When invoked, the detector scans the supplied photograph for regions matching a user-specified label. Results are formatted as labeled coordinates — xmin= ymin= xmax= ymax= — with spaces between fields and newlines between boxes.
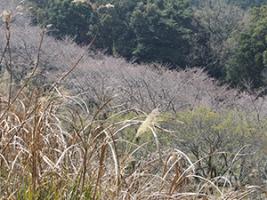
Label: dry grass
xmin=0 ymin=86 xmax=265 ymax=199
xmin=0 ymin=63 xmax=264 ymax=199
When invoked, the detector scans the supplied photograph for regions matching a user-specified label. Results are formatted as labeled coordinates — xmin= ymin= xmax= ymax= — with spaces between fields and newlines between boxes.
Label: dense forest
xmin=1 ymin=0 xmax=267 ymax=199
xmin=26 ymin=0 xmax=267 ymax=89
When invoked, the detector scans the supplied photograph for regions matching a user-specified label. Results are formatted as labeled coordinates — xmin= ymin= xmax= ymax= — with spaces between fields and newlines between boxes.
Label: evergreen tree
xmin=226 ymin=6 xmax=267 ymax=88
xmin=28 ymin=0 xmax=96 ymax=44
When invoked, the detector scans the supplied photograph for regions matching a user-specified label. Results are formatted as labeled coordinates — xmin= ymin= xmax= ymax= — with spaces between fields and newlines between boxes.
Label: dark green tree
xmin=92 ymin=0 xmax=139 ymax=58
xmin=93 ymin=0 xmax=207 ymax=67
xmin=193 ymin=0 xmax=246 ymax=78
xmin=226 ymin=6 xmax=267 ymax=88
xmin=28 ymin=0 xmax=96 ymax=44
xmin=129 ymin=0 xmax=194 ymax=67
xmin=26 ymin=0 xmax=210 ymax=69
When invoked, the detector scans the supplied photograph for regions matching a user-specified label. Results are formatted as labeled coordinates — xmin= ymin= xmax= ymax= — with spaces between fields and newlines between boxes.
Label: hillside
xmin=1 ymin=0 xmax=267 ymax=199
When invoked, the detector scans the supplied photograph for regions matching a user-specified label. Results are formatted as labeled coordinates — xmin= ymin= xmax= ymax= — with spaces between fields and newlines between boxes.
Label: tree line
xmin=26 ymin=0 xmax=267 ymax=89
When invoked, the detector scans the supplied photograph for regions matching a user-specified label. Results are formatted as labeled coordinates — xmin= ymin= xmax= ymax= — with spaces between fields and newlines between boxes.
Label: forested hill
xmin=24 ymin=0 xmax=267 ymax=89
xmin=2 ymin=1 xmax=267 ymax=199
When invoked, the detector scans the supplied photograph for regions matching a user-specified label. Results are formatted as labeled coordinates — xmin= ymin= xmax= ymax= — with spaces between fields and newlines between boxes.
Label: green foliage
xmin=92 ymin=0 xmax=138 ymax=57
xmin=176 ymin=107 xmax=258 ymax=142
xmin=193 ymin=0 xmax=245 ymax=79
xmin=174 ymin=107 xmax=265 ymax=181
xmin=27 ymin=0 xmax=209 ymax=68
xmin=26 ymin=0 xmax=267 ymax=88
xmin=129 ymin=0 xmax=192 ymax=66
xmin=29 ymin=0 xmax=96 ymax=44
xmin=94 ymin=0 xmax=208 ymax=67
xmin=226 ymin=6 xmax=267 ymax=88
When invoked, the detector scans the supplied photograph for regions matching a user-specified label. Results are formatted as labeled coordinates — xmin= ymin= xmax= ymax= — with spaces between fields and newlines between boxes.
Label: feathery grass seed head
xmin=1 ymin=10 xmax=12 ymax=23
